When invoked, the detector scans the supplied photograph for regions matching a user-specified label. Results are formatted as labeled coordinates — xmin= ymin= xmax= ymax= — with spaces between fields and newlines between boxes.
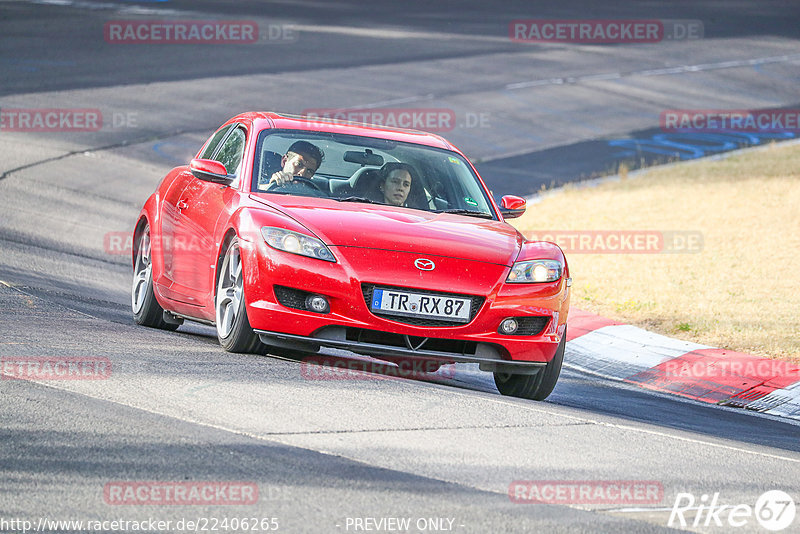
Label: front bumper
xmin=239 ymin=237 xmax=570 ymax=367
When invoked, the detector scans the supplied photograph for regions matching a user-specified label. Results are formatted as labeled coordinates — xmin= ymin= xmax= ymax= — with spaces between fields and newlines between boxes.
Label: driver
xmin=267 ymin=140 xmax=325 ymax=187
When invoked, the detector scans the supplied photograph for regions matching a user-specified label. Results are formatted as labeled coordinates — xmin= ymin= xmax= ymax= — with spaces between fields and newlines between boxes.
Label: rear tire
xmin=494 ymin=329 xmax=566 ymax=401
xmin=131 ymin=223 xmax=180 ymax=331
xmin=215 ymin=237 xmax=265 ymax=354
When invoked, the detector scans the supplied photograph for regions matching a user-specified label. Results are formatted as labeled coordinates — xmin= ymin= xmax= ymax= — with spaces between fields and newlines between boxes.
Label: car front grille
xmin=361 ymin=283 xmax=484 ymax=327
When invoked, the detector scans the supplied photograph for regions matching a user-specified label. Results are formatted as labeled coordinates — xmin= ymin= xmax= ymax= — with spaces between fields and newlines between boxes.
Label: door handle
xmin=176 ymin=199 xmax=189 ymax=211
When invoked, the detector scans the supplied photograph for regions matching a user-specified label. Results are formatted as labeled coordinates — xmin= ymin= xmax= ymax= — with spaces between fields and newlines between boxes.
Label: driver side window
xmin=199 ymin=125 xmax=233 ymax=160
xmin=215 ymin=127 xmax=246 ymax=175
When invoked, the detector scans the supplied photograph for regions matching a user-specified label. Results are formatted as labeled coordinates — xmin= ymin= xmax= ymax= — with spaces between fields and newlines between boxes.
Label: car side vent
xmin=274 ymin=285 xmax=308 ymax=310
xmin=515 ymin=316 xmax=551 ymax=336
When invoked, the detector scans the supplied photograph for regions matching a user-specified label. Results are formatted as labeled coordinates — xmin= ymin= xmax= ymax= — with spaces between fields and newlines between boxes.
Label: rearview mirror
xmin=344 ymin=150 xmax=384 ymax=167
xmin=499 ymin=195 xmax=526 ymax=219
xmin=190 ymin=158 xmax=233 ymax=184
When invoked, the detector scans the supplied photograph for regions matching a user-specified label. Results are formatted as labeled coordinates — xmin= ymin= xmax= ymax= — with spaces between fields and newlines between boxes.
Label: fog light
xmin=305 ymin=295 xmax=330 ymax=314
xmin=499 ymin=318 xmax=519 ymax=335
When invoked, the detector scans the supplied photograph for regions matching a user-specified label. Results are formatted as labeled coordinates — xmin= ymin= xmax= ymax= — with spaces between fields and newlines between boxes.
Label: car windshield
xmin=251 ymin=130 xmax=496 ymax=218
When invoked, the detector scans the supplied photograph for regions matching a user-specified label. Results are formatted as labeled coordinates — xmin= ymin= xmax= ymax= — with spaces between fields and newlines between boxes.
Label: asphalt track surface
xmin=1 ymin=1 xmax=799 ymax=532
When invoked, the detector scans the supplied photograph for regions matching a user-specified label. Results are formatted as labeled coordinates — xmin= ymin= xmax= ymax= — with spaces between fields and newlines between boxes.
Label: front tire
xmin=494 ymin=329 xmax=566 ymax=401
xmin=215 ymin=237 xmax=265 ymax=354
xmin=131 ymin=223 xmax=180 ymax=331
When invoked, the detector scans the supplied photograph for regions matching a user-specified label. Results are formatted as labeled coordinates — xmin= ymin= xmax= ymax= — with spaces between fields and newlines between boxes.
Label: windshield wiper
xmin=336 ymin=196 xmax=380 ymax=204
xmin=435 ymin=209 xmax=494 ymax=219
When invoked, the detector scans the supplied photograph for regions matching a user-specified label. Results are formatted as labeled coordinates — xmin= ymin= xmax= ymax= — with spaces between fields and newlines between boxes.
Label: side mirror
xmin=499 ymin=195 xmax=526 ymax=219
xmin=190 ymin=158 xmax=233 ymax=184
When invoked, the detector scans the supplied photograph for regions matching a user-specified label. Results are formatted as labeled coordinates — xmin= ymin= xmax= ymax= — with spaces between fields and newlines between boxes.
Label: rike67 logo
xmin=669 ymin=490 xmax=796 ymax=531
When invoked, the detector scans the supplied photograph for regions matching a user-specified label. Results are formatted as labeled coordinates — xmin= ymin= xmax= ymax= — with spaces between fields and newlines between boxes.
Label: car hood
xmin=250 ymin=195 xmax=522 ymax=266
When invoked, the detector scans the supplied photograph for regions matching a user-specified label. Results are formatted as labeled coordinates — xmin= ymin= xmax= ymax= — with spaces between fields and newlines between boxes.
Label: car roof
xmin=229 ymin=111 xmax=456 ymax=151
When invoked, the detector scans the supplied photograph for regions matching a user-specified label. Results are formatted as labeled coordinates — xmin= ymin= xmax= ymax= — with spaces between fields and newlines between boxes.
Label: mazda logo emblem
xmin=414 ymin=258 xmax=435 ymax=271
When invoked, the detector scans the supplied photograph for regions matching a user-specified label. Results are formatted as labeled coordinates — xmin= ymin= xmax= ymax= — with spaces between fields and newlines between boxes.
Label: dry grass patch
xmin=511 ymin=142 xmax=800 ymax=363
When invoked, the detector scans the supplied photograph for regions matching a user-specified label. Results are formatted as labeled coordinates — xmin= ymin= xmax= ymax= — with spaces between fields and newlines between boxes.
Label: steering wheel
xmin=267 ymin=175 xmax=324 ymax=195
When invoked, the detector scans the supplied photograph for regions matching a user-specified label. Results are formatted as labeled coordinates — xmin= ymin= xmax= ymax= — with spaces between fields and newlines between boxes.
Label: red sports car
xmin=131 ymin=112 xmax=571 ymax=400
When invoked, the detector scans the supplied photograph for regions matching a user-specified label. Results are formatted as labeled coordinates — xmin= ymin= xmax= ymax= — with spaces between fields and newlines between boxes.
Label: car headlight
xmin=507 ymin=260 xmax=562 ymax=283
xmin=261 ymin=227 xmax=336 ymax=262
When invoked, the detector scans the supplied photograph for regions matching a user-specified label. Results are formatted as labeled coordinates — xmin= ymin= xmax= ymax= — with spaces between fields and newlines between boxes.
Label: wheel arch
xmin=131 ymin=215 xmax=150 ymax=270
xmin=214 ymin=228 xmax=240 ymax=294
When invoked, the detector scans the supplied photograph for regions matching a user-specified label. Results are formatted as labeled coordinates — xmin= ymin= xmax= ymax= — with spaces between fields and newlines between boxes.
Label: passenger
xmin=267 ymin=140 xmax=324 ymax=187
xmin=378 ymin=162 xmax=414 ymax=207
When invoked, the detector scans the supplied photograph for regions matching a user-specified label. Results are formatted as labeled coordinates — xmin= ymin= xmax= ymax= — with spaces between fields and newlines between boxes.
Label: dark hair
xmin=379 ymin=162 xmax=415 ymax=182
xmin=286 ymin=140 xmax=324 ymax=169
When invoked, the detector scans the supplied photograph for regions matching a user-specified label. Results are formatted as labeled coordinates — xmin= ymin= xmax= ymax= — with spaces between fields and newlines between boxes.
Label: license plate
xmin=370 ymin=288 xmax=471 ymax=323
